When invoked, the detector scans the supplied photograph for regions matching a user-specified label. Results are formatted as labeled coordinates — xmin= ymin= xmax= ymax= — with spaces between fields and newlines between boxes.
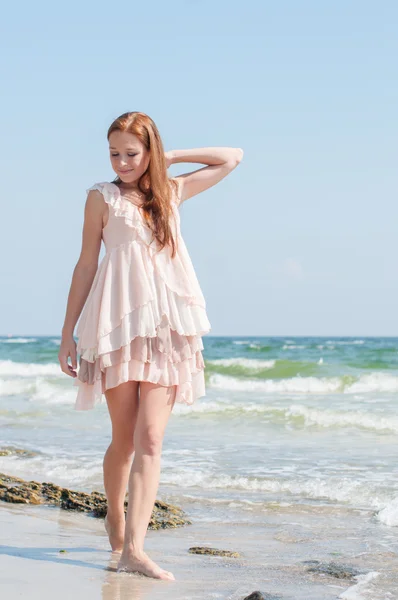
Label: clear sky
xmin=1 ymin=1 xmax=397 ymax=337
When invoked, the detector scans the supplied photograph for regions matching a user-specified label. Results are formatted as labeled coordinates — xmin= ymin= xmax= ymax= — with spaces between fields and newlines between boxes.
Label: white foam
xmin=175 ymin=398 xmax=398 ymax=434
xmin=209 ymin=373 xmax=343 ymax=393
xmin=347 ymin=373 xmax=398 ymax=393
xmin=209 ymin=372 xmax=398 ymax=394
xmin=284 ymin=404 xmax=398 ymax=434
xmin=282 ymin=344 xmax=306 ymax=350
xmin=0 ymin=379 xmax=36 ymax=396
xmin=208 ymin=358 xmax=276 ymax=369
xmin=161 ymin=470 xmax=389 ymax=509
xmin=338 ymin=571 xmax=380 ymax=599
xmin=326 ymin=340 xmax=365 ymax=345
xmin=0 ymin=337 xmax=37 ymax=344
xmin=0 ymin=360 xmax=60 ymax=377
xmin=376 ymin=496 xmax=398 ymax=526
xmin=30 ymin=381 xmax=76 ymax=405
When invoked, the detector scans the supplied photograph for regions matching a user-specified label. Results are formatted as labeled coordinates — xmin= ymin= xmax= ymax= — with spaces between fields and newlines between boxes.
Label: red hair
xmin=107 ymin=111 xmax=178 ymax=257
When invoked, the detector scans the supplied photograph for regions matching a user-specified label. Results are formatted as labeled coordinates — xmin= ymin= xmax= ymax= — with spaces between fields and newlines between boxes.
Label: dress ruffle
xmin=73 ymin=181 xmax=211 ymax=411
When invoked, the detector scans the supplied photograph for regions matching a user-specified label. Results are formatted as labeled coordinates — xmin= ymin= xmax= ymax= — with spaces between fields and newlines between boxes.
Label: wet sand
xmin=1 ymin=500 xmax=395 ymax=599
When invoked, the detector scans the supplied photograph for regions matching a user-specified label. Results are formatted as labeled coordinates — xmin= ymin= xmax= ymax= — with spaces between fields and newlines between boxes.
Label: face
xmin=108 ymin=130 xmax=150 ymax=185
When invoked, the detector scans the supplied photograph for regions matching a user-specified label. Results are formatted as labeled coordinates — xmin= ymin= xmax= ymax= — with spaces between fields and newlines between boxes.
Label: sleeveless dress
xmin=73 ymin=181 xmax=211 ymax=411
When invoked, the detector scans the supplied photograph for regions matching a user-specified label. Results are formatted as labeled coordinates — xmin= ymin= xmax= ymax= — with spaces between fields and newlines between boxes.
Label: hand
xmin=164 ymin=150 xmax=174 ymax=169
xmin=58 ymin=334 xmax=78 ymax=378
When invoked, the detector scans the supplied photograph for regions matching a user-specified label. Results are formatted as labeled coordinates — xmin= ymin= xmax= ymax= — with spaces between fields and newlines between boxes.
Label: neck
xmin=119 ymin=183 xmax=139 ymax=191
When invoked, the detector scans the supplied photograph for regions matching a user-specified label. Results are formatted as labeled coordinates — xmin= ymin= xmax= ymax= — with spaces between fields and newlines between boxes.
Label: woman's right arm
xmin=58 ymin=190 xmax=106 ymax=378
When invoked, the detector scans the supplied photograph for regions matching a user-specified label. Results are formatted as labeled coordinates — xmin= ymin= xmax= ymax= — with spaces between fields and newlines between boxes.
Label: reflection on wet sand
xmin=102 ymin=554 xmax=174 ymax=600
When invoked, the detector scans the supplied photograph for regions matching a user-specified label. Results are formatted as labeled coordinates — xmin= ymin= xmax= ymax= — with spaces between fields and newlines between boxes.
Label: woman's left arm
xmin=166 ymin=147 xmax=243 ymax=204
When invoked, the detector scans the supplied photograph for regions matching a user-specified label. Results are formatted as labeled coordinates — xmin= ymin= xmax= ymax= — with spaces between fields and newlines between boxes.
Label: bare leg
xmin=103 ymin=380 xmax=139 ymax=552
xmin=117 ymin=381 xmax=176 ymax=580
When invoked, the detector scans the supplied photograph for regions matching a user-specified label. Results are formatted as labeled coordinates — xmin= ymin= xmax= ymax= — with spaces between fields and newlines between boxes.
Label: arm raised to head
xmin=167 ymin=147 xmax=244 ymax=206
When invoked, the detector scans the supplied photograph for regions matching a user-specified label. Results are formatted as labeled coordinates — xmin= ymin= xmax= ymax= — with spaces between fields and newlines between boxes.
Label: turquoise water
xmin=1 ymin=335 xmax=398 ymax=530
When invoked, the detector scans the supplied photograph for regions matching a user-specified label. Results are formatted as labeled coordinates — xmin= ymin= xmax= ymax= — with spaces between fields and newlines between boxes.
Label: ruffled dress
xmin=73 ymin=181 xmax=211 ymax=410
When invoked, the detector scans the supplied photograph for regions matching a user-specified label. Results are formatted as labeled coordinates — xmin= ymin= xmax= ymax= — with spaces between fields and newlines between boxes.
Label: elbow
xmin=235 ymin=147 xmax=244 ymax=162
xmin=227 ymin=147 xmax=244 ymax=168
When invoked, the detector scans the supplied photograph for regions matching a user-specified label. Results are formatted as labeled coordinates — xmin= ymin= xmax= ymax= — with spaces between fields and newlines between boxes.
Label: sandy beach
xmin=1 ymin=494 xmax=395 ymax=599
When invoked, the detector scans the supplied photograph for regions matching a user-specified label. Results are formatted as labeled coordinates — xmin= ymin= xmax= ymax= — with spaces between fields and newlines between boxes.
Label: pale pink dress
xmin=73 ymin=180 xmax=211 ymax=410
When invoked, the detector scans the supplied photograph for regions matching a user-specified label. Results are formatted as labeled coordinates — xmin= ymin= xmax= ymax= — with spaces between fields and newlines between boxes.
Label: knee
xmin=135 ymin=426 xmax=164 ymax=456
xmin=110 ymin=435 xmax=135 ymax=460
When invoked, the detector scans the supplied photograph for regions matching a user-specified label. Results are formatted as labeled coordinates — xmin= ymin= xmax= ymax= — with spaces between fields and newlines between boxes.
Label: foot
xmin=104 ymin=513 xmax=125 ymax=553
xmin=117 ymin=549 xmax=175 ymax=580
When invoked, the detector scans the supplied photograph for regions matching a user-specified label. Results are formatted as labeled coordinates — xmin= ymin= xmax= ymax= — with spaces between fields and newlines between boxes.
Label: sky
xmin=0 ymin=1 xmax=397 ymax=337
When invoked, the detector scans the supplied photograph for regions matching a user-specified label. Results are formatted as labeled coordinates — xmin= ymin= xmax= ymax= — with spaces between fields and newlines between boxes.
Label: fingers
xmin=58 ymin=354 xmax=71 ymax=376
xmin=58 ymin=350 xmax=77 ymax=378
xmin=71 ymin=347 xmax=77 ymax=370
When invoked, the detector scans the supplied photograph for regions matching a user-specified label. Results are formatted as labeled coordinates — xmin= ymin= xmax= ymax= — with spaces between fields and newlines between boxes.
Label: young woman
xmin=58 ymin=111 xmax=243 ymax=580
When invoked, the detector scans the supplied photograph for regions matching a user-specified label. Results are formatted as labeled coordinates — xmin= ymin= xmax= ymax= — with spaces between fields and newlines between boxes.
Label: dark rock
xmin=304 ymin=560 xmax=363 ymax=579
xmin=0 ymin=472 xmax=190 ymax=528
xmin=188 ymin=546 xmax=240 ymax=558
xmin=243 ymin=593 xmax=283 ymax=600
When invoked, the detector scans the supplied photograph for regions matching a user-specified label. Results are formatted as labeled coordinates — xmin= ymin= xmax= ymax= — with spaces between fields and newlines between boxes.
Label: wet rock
xmin=0 ymin=446 xmax=39 ymax=458
xmin=303 ymin=559 xmax=363 ymax=579
xmin=0 ymin=483 xmax=42 ymax=505
xmin=188 ymin=546 xmax=240 ymax=558
xmin=243 ymin=593 xmax=283 ymax=600
xmin=149 ymin=499 xmax=191 ymax=530
xmin=0 ymin=472 xmax=190 ymax=528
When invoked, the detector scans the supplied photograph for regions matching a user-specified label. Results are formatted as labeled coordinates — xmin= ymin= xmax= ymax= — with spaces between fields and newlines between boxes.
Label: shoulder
xmin=86 ymin=182 xmax=116 ymax=205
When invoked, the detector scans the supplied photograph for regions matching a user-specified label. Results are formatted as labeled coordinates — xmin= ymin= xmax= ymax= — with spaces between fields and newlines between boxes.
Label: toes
xmin=164 ymin=571 xmax=175 ymax=580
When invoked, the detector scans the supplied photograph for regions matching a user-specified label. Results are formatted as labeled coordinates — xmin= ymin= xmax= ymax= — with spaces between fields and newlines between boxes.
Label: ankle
xmin=106 ymin=509 xmax=125 ymax=523
xmin=122 ymin=543 xmax=145 ymax=558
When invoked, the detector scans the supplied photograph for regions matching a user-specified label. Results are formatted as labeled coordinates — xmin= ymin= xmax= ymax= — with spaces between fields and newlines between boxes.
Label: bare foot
xmin=104 ymin=513 xmax=125 ymax=553
xmin=117 ymin=549 xmax=175 ymax=580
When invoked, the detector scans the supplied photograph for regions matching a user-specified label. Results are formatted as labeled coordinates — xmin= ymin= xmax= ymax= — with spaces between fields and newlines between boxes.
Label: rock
xmin=0 ymin=483 xmax=41 ymax=505
xmin=243 ymin=593 xmax=283 ymax=600
xmin=303 ymin=559 xmax=363 ymax=579
xmin=0 ymin=446 xmax=40 ymax=458
xmin=188 ymin=546 xmax=240 ymax=558
xmin=0 ymin=472 xmax=190 ymax=529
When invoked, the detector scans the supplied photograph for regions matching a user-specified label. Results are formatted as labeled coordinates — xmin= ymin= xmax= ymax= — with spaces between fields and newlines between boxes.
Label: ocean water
xmin=1 ymin=335 xmax=398 ymax=597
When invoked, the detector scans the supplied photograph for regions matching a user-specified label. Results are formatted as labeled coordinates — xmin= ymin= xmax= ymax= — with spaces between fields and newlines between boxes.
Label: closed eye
xmin=111 ymin=153 xmax=137 ymax=157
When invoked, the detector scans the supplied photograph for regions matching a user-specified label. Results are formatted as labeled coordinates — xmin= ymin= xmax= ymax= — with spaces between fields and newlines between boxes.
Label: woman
xmin=58 ymin=111 xmax=243 ymax=580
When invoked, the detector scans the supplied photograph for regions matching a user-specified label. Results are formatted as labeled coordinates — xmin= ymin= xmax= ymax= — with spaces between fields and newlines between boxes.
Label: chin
xmin=118 ymin=172 xmax=137 ymax=183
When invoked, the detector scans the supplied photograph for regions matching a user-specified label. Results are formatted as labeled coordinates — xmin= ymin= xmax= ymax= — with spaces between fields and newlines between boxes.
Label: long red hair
xmin=107 ymin=111 xmax=178 ymax=257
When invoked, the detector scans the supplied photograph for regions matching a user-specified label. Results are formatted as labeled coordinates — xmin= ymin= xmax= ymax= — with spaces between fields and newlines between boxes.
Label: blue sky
xmin=1 ymin=1 xmax=397 ymax=336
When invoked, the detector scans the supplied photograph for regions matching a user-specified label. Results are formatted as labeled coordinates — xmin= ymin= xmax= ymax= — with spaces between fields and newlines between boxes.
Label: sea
xmin=1 ymin=335 xmax=398 ymax=598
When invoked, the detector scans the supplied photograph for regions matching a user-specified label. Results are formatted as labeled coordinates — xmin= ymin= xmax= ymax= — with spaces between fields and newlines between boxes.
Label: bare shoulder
xmin=85 ymin=189 xmax=106 ymax=213
xmin=84 ymin=188 xmax=107 ymax=227
xmin=86 ymin=188 xmax=105 ymax=202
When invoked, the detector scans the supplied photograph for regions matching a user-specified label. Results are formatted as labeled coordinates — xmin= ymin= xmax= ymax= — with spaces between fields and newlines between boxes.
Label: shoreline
xmin=0 ymin=498 xmax=391 ymax=599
